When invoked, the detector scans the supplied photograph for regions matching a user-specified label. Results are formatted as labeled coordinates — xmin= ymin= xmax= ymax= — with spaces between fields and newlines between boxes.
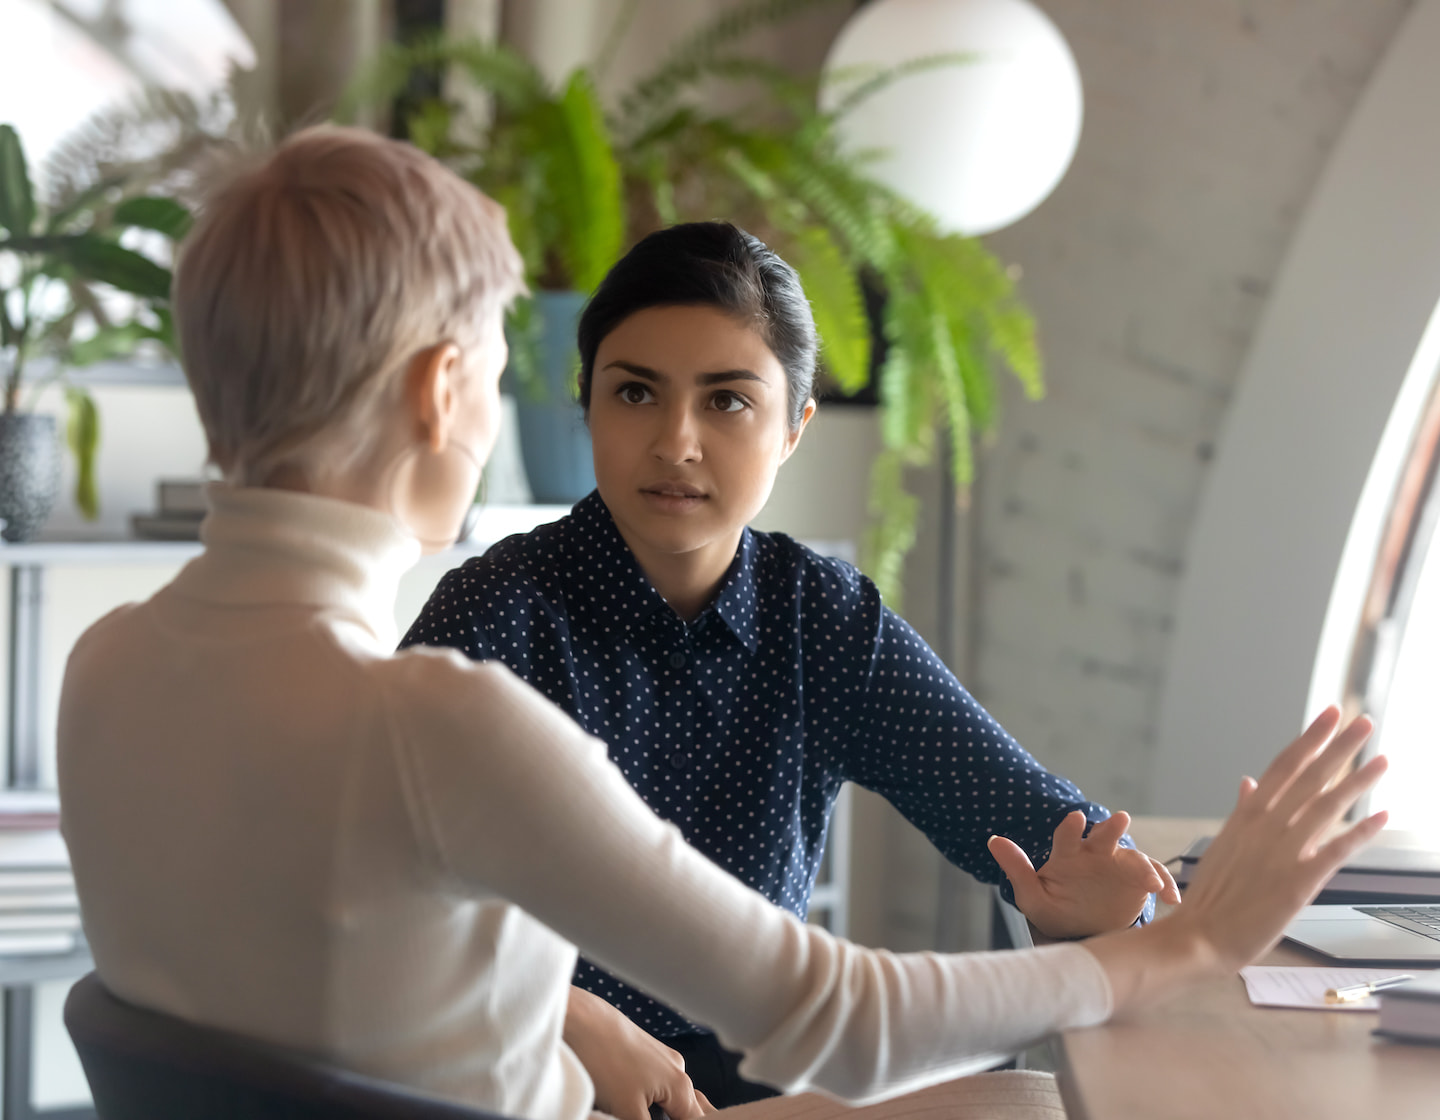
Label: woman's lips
xmin=639 ymin=483 xmax=708 ymax=512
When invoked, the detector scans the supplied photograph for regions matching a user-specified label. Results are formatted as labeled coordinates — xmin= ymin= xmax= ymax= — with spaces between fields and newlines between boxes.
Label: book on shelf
xmin=132 ymin=477 xmax=210 ymax=540
xmin=0 ymin=888 xmax=77 ymax=912
xmin=158 ymin=479 xmax=209 ymax=517
xmin=130 ymin=514 xmax=204 ymax=541
xmin=0 ymin=911 xmax=81 ymax=934
xmin=0 ymin=929 xmax=78 ymax=957
xmin=0 ymin=789 xmax=60 ymax=831
xmin=0 ymin=869 xmax=73 ymax=891
xmin=0 ymin=828 xmax=69 ymax=871
xmin=1177 ymin=833 xmax=1440 ymax=903
xmin=1376 ymin=969 xmax=1440 ymax=1044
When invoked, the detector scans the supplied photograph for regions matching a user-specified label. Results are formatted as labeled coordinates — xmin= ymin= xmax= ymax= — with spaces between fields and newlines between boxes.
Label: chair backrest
xmin=64 ymin=971 xmax=509 ymax=1120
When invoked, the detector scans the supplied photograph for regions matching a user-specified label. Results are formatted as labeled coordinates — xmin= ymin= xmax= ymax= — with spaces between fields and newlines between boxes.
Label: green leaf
xmin=547 ymin=71 xmax=624 ymax=293
xmin=44 ymin=173 xmax=126 ymax=234
xmin=65 ymin=386 xmax=100 ymax=520
xmin=67 ymin=322 xmax=149 ymax=366
xmin=621 ymin=0 xmax=840 ymax=127
xmin=861 ymin=449 xmax=919 ymax=609
xmin=786 ymin=226 xmax=869 ymax=395
xmin=113 ymin=195 xmax=191 ymax=240
xmin=53 ymin=235 xmax=172 ymax=300
xmin=822 ymin=53 xmax=978 ymax=122
xmin=404 ymin=99 xmax=456 ymax=156
xmin=338 ymin=35 xmax=546 ymax=125
xmin=146 ymin=306 xmax=177 ymax=354
xmin=0 ymin=124 xmax=36 ymax=237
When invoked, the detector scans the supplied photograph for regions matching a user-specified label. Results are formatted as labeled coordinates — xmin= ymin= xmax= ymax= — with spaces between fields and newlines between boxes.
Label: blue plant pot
xmin=0 ymin=413 xmax=61 ymax=542
xmin=510 ymin=291 xmax=596 ymax=505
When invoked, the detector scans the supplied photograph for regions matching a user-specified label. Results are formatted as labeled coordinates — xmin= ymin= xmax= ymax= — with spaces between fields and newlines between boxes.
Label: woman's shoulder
xmin=370 ymin=645 xmax=604 ymax=760
xmin=749 ymin=527 xmax=877 ymax=609
xmin=438 ymin=514 xmax=573 ymax=606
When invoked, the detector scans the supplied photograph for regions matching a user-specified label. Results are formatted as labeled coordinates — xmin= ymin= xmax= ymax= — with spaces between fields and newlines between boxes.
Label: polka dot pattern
xmin=402 ymin=492 xmax=1152 ymax=1039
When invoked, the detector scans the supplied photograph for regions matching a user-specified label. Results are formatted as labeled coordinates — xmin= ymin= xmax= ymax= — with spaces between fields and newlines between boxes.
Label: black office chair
xmin=64 ymin=971 xmax=510 ymax=1120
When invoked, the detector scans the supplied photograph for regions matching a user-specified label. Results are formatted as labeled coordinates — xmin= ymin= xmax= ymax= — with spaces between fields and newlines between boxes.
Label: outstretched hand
xmin=1082 ymin=707 xmax=1389 ymax=1014
xmin=988 ymin=810 xmax=1182 ymax=939
xmin=1163 ymin=707 xmax=1388 ymax=972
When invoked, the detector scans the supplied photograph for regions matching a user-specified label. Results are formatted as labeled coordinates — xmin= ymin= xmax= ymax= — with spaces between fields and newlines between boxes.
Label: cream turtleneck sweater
xmin=57 ymin=485 xmax=1112 ymax=1120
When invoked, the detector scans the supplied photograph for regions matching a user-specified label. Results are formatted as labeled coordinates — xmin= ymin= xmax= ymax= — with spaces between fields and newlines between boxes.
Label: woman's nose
xmin=650 ymin=404 xmax=702 ymax=464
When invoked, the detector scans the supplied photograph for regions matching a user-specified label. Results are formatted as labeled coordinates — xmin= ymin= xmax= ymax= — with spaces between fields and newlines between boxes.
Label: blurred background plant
xmin=0 ymin=97 xmax=205 ymax=522
xmin=343 ymin=0 xmax=1042 ymax=604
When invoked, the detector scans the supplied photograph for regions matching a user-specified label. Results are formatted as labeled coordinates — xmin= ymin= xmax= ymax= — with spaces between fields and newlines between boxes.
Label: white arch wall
xmin=1152 ymin=0 xmax=1440 ymax=814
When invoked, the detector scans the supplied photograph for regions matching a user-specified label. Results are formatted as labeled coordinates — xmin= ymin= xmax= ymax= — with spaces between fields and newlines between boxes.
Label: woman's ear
xmin=407 ymin=343 xmax=462 ymax=452
xmin=779 ymin=399 xmax=817 ymax=464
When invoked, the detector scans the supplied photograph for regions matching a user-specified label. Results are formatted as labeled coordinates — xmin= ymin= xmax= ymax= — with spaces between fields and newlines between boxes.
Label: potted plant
xmin=0 ymin=122 xmax=186 ymax=540
xmin=346 ymin=41 xmax=624 ymax=505
xmin=349 ymin=0 xmax=1042 ymax=603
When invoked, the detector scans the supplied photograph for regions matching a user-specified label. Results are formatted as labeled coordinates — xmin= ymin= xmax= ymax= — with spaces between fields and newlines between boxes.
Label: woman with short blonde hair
xmin=59 ymin=124 xmax=1387 ymax=1120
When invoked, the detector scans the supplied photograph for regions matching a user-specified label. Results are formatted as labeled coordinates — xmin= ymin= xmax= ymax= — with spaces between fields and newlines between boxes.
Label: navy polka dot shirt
xmin=402 ymin=492 xmax=1152 ymax=1040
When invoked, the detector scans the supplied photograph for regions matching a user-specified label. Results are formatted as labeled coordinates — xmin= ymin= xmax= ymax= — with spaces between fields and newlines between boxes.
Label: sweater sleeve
xmin=380 ymin=650 xmax=1113 ymax=1104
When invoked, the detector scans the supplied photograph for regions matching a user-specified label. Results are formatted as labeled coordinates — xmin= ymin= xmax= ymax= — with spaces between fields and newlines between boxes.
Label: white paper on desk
xmin=1240 ymin=966 xmax=1406 ymax=1011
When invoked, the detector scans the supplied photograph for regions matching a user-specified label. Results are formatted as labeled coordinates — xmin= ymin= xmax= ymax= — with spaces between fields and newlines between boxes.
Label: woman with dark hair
xmin=406 ymin=223 xmax=1202 ymax=1109
xmin=59 ymin=135 xmax=1388 ymax=1120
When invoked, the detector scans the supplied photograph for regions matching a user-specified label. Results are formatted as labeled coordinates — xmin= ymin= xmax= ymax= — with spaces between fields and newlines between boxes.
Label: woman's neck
xmin=617 ymin=527 xmax=743 ymax=622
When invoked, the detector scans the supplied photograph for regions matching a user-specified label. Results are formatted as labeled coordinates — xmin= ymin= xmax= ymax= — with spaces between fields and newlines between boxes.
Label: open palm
xmin=989 ymin=810 xmax=1182 ymax=939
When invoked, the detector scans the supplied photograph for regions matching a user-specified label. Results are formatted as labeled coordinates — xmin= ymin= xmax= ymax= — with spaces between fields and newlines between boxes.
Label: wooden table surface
xmin=1052 ymin=818 xmax=1440 ymax=1120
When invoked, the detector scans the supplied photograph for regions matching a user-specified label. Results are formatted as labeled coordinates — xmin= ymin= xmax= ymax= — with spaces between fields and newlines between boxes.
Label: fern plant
xmin=347 ymin=0 xmax=1044 ymax=605
xmin=341 ymin=39 xmax=624 ymax=390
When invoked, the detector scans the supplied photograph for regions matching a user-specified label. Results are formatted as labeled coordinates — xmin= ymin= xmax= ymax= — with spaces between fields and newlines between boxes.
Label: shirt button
xmin=669 ymin=752 xmax=689 ymax=769
xmin=667 ymin=651 xmax=687 ymax=669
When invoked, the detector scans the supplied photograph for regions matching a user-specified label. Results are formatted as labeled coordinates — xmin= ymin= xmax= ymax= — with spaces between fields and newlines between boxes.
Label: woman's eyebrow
xmin=604 ymin=360 xmax=664 ymax=381
xmin=602 ymin=360 xmax=765 ymax=386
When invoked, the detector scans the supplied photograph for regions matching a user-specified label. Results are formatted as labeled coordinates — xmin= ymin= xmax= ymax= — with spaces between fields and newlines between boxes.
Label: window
xmin=0 ymin=0 xmax=252 ymax=168
xmin=1344 ymin=360 xmax=1440 ymax=838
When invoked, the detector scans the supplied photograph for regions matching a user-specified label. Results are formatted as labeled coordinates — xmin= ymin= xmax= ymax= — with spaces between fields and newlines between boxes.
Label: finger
xmin=1290 ymin=753 xmax=1388 ymax=850
xmin=1250 ymin=706 xmax=1342 ymax=807
xmin=695 ymin=1090 xmax=716 ymax=1116
xmin=988 ymin=835 xmax=1041 ymax=908
xmin=1112 ymin=845 xmax=1165 ymax=890
xmin=656 ymin=1079 xmax=706 ymax=1120
xmin=1274 ymin=716 xmax=1374 ymax=826
xmin=1086 ymin=811 xmax=1130 ymax=850
xmin=1234 ymin=775 xmax=1258 ymax=809
xmin=1150 ymin=855 xmax=1182 ymax=904
xmin=1050 ymin=810 xmax=1088 ymax=857
xmin=1312 ymin=809 xmax=1389 ymax=880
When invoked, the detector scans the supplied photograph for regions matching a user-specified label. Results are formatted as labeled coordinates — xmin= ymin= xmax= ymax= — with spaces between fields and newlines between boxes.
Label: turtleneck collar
xmin=167 ymin=483 xmax=422 ymax=650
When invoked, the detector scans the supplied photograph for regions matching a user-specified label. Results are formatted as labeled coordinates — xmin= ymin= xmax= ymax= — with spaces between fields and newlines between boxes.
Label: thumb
xmin=988 ymin=834 xmax=1040 ymax=906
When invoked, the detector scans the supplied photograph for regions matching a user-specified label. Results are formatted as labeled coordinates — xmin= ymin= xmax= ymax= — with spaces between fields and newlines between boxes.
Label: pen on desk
xmin=1324 ymin=974 xmax=1415 ymax=1004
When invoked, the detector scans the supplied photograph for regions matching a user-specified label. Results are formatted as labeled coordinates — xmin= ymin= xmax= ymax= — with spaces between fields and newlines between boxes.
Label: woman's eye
xmin=619 ymin=383 xmax=653 ymax=405
xmin=711 ymin=391 xmax=748 ymax=413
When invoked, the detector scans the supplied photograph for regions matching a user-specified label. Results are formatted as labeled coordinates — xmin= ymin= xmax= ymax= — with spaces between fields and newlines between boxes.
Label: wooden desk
xmin=1052 ymin=818 xmax=1440 ymax=1120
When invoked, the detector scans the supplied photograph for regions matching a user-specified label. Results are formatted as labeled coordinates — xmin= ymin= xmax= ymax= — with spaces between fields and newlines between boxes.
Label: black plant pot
xmin=0 ymin=414 xmax=62 ymax=542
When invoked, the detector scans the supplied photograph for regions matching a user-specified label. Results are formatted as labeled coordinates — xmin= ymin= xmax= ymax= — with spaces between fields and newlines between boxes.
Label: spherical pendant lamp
xmin=821 ymin=0 xmax=1083 ymax=236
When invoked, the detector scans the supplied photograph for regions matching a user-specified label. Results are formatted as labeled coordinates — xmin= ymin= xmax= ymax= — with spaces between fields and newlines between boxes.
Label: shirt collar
xmin=566 ymin=492 xmax=760 ymax=653
xmin=168 ymin=483 xmax=422 ymax=650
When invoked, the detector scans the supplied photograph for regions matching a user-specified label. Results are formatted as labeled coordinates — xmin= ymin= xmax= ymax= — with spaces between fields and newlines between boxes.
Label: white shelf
xmin=0 ymin=505 xmax=572 ymax=567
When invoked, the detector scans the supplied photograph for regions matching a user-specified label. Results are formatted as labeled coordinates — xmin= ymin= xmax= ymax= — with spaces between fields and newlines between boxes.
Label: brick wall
xmin=967 ymin=0 xmax=1414 ymax=817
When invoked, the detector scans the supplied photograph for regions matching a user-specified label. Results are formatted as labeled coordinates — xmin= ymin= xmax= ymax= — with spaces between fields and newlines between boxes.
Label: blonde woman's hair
xmin=173 ymin=124 xmax=525 ymax=485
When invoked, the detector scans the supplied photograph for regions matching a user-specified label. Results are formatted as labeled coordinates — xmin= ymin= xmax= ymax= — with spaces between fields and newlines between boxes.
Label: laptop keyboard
xmin=1355 ymin=904 xmax=1440 ymax=942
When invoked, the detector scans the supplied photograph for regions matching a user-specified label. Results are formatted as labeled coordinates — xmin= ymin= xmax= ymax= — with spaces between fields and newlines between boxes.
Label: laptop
xmin=1284 ymin=903 xmax=1440 ymax=964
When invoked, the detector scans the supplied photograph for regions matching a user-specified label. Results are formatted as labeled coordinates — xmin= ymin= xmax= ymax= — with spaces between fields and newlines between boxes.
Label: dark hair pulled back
xmin=577 ymin=222 xmax=817 ymax=429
